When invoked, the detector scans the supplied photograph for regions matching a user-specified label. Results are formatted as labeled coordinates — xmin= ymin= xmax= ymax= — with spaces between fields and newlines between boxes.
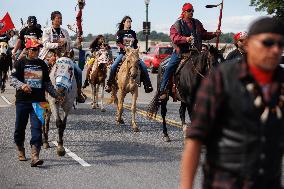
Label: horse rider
xmin=12 ymin=16 xmax=43 ymax=60
xmin=159 ymin=3 xmax=220 ymax=99
xmin=104 ymin=16 xmax=153 ymax=93
xmin=83 ymin=35 xmax=112 ymax=88
xmin=10 ymin=38 xmax=62 ymax=167
xmin=226 ymin=31 xmax=248 ymax=61
xmin=39 ymin=11 xmax=86 ymax=103
xmin=180 ymin=17 xmax=284 ymax=189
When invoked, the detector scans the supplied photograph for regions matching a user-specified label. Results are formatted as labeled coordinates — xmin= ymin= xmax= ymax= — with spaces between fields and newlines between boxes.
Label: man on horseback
xmin=10 ymin=38 xmax=61 ymax=167
xmin=159 ymin=3 xmax=220 ymax=99
xmin=39 ymin=11 xmax=86 ymax=103
xmin=12 ymin=16 xmax=43 ymax=60
xmin=104 ymin=16 xmax=153 ymax=94
xmin=226 ymin=31 xmax=248 ymax=61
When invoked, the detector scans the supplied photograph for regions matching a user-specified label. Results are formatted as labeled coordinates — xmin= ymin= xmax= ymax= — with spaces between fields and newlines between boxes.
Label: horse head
xmin=0 ymin=42 xmax=8 ymax=58
xmin=53 ymin=57 xmax=75 ymax=96
xmin=124 ymin=47 xmax=139 ymax=79
xmin=208 ymin=45 xmax=225 ymax=67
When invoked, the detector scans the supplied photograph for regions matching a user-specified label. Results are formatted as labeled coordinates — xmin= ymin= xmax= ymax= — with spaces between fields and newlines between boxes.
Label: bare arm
xmin=180 ymin=139 xmax=202 ymax=189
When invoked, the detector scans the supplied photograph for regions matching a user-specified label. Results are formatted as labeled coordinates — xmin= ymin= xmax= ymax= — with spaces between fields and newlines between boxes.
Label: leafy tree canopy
xmin=250 ymin=0 xmax=284 ymax=20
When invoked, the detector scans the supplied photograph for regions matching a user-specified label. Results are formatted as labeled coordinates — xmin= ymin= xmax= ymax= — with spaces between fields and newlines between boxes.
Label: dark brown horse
xmin=148 ymin=46 xmax=224 ymax=142
xmin=0 ymin=42 xmax=12 ymax=93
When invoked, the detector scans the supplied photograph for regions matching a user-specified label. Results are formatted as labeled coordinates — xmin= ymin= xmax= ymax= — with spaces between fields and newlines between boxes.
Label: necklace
xmin=246 ymin=82 xmax=284 ymax=123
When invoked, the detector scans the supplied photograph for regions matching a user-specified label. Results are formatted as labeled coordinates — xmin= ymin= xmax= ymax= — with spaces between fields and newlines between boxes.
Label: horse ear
xmin=220 ymin=44 xmax=227 ymax=54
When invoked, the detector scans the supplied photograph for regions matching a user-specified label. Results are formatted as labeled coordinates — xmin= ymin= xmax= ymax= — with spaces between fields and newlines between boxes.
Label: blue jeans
xmin=159 ymin=52 xmax=181 ymax=91
xmin=74 ymin=63 xmax=82 ymax=87
xmin=109 ymin=53 xmax=151 ymax=84
xmin=14 ymin=103 xmax=43 ymax=148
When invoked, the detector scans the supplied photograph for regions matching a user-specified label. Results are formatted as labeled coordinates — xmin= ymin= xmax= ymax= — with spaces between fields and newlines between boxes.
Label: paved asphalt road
xmin=0 ymin=72 xmax=204 ymax=189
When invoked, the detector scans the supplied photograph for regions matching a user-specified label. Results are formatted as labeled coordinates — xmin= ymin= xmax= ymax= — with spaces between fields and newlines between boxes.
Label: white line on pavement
xmin=52 ymin=141 xmax=91 ymax=167
xmin=1 ymin=96 xmax=12 ymax=105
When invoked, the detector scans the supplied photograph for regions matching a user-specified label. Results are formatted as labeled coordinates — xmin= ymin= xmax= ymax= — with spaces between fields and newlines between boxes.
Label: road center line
xmin=83 ymin=90 xmax=182 ymax=128
xmin=52 ymin=141 xmax=91 ymax=167
xmin=1 ymin=96 xmax=12 ymax=105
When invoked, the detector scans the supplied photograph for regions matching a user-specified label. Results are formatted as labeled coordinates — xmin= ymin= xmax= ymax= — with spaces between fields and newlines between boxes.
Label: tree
xmin=250 ymin=0 xmax=284 ymax=20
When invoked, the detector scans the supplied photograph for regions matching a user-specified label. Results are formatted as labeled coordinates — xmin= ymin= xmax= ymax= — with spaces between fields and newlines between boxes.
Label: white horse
xmin=43 ymin=57 xmax=77 ymax=156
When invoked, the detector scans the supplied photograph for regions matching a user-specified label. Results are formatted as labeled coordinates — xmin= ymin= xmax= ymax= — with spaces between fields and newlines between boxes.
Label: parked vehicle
xmin=142 ymin=45 xmax=173 ymax=73
xmin=110 ymin=45 xmax=119 ymax=61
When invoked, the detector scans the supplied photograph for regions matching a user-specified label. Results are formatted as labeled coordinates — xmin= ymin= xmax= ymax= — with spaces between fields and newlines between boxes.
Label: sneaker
xmin=76 ymin=94 xmax=86 ymax=103
xmin=105 ymin=85 xmax=112 ymax=93
xmin=144 ymin=83 xmax=153 ymax=93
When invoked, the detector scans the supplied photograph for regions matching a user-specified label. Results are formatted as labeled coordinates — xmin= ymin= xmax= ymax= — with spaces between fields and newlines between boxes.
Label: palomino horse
xmin=89 ymin=49 xmax=110 ymax=111
xmin=0 ymin=42 xmax=12 ymax=93
xmin=113 ymin=47 xmax=140 ymax=132
xmin=43 ymin=57 xmax=77 ymax=156
xmin=148 ymin=46 xmax=224 ymax=142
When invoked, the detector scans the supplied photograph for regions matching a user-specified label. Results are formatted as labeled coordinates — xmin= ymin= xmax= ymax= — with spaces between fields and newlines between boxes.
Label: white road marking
xmin=52 ymin=141 xmax=91 ymax=167
xmin=0 ymin=105 xmax=11 ymax=108
xmin=1 ymin=96 xmax=12 ymax=105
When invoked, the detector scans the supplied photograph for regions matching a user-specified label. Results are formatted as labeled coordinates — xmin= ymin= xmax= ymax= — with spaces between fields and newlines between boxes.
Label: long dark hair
xmin=89 ymin=35 xmax=105 ymax=51
xmin=117 ymin=16 xmax=132 ymax=31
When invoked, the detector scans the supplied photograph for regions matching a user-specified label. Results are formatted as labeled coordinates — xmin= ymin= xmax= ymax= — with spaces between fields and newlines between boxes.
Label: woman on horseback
xmin=82 ymin=35 xmax=111 ymax=88
xmin=104 ymin=16 xmax=153 ymax=93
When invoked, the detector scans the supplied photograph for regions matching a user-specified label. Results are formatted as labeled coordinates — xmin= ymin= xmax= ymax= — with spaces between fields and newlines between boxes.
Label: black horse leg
xmin=57 ymin=117 xmax=67 ymax=156
xmin=161 ymin=99 xmax=170 ymax=142
xmin=179 ymin=102 xmax=187 ymax=126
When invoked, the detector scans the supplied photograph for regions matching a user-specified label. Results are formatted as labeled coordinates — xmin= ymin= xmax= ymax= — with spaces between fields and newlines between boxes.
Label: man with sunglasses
xmin=180 ymin=17 xmax=284 ymax=189
xmin=226 ymin=31 xmax=248 ymax=61
xmin=10 ymin=38 xmax=61 ymax=167
xmin=159 ymin=3 xmax=220 ymax=99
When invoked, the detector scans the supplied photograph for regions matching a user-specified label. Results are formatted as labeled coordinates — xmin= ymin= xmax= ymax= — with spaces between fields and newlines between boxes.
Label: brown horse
xmin=89 ymin=49 xmax=110 ymax=111
xmin=0 ymin=42 xmax=12 ymax=93
xmin=113 ymin=47 xmax=140 ymax=132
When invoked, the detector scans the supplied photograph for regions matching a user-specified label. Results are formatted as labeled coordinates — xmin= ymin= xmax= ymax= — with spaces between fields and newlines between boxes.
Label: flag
xmin=0 ymin=13 xmax=15 ymax=34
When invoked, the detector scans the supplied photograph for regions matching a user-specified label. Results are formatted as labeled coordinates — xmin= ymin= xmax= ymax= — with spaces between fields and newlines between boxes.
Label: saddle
xmin=164 ymin=51 xmax=198 ymax=102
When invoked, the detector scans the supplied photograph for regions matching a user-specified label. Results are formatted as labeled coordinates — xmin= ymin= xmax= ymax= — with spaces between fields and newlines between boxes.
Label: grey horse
xmin=43 ymin=57 xmax=77 ymax=156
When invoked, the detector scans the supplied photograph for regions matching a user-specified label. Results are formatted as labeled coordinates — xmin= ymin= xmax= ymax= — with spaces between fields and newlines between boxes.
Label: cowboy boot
xmin=31 ymin=145 xmax=44 ymax=167
xmin=16 ymin=145 xmax=27 ymax=161
xmin=76 ymin=86 xmax=86 ymax=103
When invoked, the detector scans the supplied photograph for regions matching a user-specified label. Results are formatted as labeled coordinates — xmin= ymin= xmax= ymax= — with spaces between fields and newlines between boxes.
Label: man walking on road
xmin=10 ymin=39 xmax=60 ymax=167
xmin=180 ymin=17 xmax=284 ymax=189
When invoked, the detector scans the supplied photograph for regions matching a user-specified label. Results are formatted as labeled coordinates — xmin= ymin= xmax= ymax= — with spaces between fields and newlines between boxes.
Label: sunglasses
xmin=29 ymin=48 xmax=39 ymax=52
xmin=186 ymin=9 xmax=194 ymax=13
xmin=261 ymin=39 xmax=284 ymax=48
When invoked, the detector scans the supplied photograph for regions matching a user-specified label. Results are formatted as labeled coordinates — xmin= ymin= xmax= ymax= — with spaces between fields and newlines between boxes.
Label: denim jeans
xmin=109 ymin=53 xmax=151 ymax=84
xmin=74 ymin=63 xmax=82 ymax=87
xmin=14 ymin=103 xmax=43 ymax=149
xmin=159 ymin=52 xmax=181 ymax=91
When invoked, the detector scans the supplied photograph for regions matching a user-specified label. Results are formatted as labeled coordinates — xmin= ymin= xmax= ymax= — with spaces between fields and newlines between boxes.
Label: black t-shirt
xmin=116 ymin=29 xmax=138 ymax=54
xmin=19 ymin=26 xmax=43 ymax=50
xmin=12 ymin=57 xmax=50 ymax=103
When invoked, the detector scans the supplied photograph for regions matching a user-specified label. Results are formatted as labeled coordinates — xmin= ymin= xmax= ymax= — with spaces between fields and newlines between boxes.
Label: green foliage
xmin=71 ymin=31 xmax=237 ymax=43
xmin=250 ymin=0 xmax=284 ymax=20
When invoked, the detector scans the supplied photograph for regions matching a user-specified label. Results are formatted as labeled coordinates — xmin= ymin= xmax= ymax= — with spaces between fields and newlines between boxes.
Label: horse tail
xmin=147 ymin=91 xmax=161 ymax=119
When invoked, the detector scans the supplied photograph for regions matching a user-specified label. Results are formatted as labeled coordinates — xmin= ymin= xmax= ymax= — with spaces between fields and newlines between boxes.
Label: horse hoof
xmin=43 ymin=142 xmax=50 ymax=149
xmin=163 ymin=136 xmax=171 ymax=142
xmin=57 ymin=146 xmax=66 ymax=156
xmin=101 ymin=108 xmax=106 ymax=112
xmin=116 ymin=119 xmax=124 ymax=124
xmin=133 ymin=127 xmax=140 ymax=132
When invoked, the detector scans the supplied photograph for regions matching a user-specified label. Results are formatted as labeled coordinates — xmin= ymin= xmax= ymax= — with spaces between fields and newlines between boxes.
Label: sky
xmin=1 ymin=0 xmax=267 ymax=36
